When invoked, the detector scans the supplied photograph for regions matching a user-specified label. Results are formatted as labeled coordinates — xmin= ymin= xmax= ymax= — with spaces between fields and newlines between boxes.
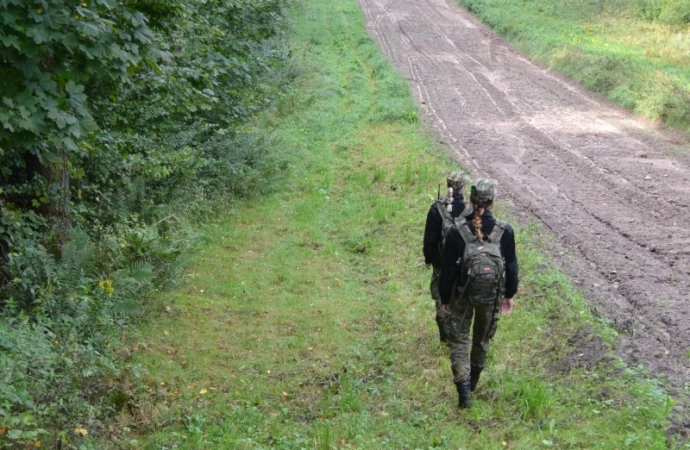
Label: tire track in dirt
xmin=358 ymin=0 xmax=690 ymax=418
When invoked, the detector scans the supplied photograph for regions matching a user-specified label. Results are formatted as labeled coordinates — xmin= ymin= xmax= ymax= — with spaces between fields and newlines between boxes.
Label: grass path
xmin=454 ymin=0 xmax=690 ymax=131
xmin=113 ymin=1 xmax=673 ymax=448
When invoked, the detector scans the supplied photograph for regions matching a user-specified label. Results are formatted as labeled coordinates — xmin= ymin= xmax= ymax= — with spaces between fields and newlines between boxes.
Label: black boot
xmin=455 ymin=380 xmax=472 ymax=409
xmin=437 ymin=322 xmax=448 ymax=343
xmin=470 ymin=366 xmax=484 ymax=392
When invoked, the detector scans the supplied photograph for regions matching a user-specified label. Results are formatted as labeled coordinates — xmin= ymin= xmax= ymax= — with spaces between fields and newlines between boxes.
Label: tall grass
xmin=91 ymin=0 xmax=679 ymax=448
xmin=459 ymin=0 xmax=690 ymax=131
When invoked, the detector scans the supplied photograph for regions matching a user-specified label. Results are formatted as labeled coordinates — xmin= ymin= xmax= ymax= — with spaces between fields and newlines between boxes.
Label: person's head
xmin=470 ymin=178 xmax=496 ymax=209
xmin=469 ymin=178 xmax=496 ymax=241
xmin=446 ymin=170 xmax=470 ymax=193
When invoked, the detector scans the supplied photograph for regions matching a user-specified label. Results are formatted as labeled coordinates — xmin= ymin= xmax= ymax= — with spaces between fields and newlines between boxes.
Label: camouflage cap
xmin=446 ymin=170 xmax=470 ymax=188
xmin=471 ymin=178 xmax=497 ymax=202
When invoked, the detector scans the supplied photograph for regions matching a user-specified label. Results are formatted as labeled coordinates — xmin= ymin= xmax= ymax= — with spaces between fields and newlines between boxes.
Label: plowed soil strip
xmin=357 ymin=0 xmax=690 ymax=399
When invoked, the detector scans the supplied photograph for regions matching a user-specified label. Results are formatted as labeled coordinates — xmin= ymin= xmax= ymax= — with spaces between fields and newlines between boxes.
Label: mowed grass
xmin=457 ymin=0 xmax=690 ymax=131
xmin=110 ymin=0 xmax=674 ymax=448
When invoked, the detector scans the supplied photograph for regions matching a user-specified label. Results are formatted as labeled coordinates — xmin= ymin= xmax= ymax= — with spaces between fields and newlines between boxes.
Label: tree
xmin=0 ymin=0 xmax=161 ymax=233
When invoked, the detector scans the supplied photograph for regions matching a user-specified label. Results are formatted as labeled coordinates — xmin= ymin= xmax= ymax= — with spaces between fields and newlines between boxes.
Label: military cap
xmin=471 ymin=178 xmax=496 ymax=202
xmin=446 ymin=170 xmax=471 ymax=189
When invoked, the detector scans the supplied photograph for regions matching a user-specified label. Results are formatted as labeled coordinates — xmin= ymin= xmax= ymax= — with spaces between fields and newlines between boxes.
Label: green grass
xmin=96 ymin=0 xmax=677 ymax=448
xmin=459 ymin=0 xmax=690 ymax=131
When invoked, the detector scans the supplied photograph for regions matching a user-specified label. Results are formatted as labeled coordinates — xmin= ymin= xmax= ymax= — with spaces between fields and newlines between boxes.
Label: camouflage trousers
xmin=430 ymin=266 xmax=451 ymax=340
xmin=447 ymin=296 xmax=496 ymax=383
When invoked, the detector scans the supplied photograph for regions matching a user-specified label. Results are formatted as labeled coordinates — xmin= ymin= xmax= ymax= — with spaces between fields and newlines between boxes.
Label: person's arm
xmin=501 ymin=223 xmax=519 ymax=299
xmin=439 ymin=228 xmax=462 ymax=305
xmin=423 ymin=205 xmax=441 ymax=266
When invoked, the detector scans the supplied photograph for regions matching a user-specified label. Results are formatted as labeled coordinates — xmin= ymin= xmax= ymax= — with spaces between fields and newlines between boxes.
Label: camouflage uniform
xmin=429 ymin=265 xmax=442 ymax=312
xmin=446 ymin=297 xmax=495 ymax=383
xmin=440 ymin=179 xmax=519 ymax=408
xmin=423 ymin=170 xmax=470 ymax=343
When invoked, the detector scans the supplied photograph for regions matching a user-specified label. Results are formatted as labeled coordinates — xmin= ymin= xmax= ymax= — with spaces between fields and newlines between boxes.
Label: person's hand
xmin=425 ymin=262 xmax=431 ymax=269
xmin=501 ymin=297 xmax=514 ymax=315
xmin=441 ymin=304 xmax=450 ymax=315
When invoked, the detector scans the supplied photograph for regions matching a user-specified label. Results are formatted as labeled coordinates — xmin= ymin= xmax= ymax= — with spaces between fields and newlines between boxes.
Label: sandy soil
xmin=357 ymin=0 xmax=690 ymax=427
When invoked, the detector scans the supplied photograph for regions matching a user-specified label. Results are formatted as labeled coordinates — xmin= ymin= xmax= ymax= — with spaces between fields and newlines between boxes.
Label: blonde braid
xmin=470 ymin=178 xmax=496 ymax=241
xmin=472 ymin=206 xmax=485 ymax=242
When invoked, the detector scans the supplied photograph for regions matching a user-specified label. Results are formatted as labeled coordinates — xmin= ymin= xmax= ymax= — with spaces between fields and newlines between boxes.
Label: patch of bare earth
xmin=358 ymin=0 xmax=690 ymax=433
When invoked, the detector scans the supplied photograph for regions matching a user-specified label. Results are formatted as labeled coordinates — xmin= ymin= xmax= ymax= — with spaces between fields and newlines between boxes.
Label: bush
xmin=636 ymin=0 xmax=665 ymax=20
xmin=658 ymin=0 xmax=690 ymax=26
xmin=0 ymin=0 xmax=291 ymax=446
xmin=635 ymin=0 xmax=690 ymax=24
xmin=636 ymin=71 xmax=690 ymax=126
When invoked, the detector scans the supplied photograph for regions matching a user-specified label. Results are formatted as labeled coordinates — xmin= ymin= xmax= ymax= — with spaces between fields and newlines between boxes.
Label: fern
xmin=108 ymin=261 xmax=154 ymax=316
xmin=112 ymin=260 xmax=154 ymax=297
xmin=127 ymin=260 xmax=154 ymax=284
xmin=27 ymin=245 xmax=58 ymax=288
xmin=126 ymin=177 xmax=148 ymax=215
xmin=111 ymin=299 xmax=143 ymax=316
xmin=58 ymin=228 xmax=95 ymax=287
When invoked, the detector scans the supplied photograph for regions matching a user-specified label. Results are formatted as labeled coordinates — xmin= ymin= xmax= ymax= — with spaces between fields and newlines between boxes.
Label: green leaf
xmin=8 ymin=429 xmax=22 ymax=439
xmin=17 ymin=116 xmax=41 ymax=133
xmin=76 ymin=21 xmax=104 ymax=38
xmin=21 ymin=413 xmax=36 ymax=426
xmin=26 ymin=25 xmax=49 ymax=44
xmin=0 ymin=34 xmax=21 ymax=50
xmin=0 ymin=111 xmax=14 ymax=132
xmin=46 ymin=108 xmax=77 ymax=130
xmin=65 ymin=80 xmax=84 ymax=96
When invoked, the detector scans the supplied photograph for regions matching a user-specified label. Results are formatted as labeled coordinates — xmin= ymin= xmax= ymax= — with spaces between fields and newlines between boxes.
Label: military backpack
xmin=456 ymin=220 xmax=506 ymax=307
xmin=434 ymin=199 xmax=472 ymax=255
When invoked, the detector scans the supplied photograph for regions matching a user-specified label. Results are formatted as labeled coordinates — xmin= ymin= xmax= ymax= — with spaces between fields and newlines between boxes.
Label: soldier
xmin=423 ymin=170 xmax=471 ymax=343
xmin=439 ymin=179 xmax=519 ymax=409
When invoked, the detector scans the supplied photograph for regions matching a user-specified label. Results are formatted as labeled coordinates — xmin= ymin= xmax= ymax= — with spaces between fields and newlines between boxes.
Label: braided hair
xmin=470 ymin=192 xmax=494 ymax=242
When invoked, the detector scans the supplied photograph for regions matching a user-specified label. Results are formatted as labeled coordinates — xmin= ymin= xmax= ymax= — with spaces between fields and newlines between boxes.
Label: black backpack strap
xmin=456 ymin=221 xmax=476 ymax=245
xmin=487 ymin=220 xmax=507 ymax=243
xmin=454 ymin=221 xmax=477 ymax=300
xmin=435 ymin=200 xmax=451 ymax=219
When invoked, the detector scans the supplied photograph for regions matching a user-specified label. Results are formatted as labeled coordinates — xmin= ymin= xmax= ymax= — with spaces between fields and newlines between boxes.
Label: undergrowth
xmin=99 ymin=0 xmax=680 ymax=448
xmin=0 ymin=1 xmax=290 ymax=448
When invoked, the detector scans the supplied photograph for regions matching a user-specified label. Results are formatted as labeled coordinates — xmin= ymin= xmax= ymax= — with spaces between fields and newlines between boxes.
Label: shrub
xmin=636 ymin=71 xmax=690 ymax=126
xmin=0 ymin=0 xmax=290 ymax=446
xmin=658 ymin=0 xmax=690 ymax=26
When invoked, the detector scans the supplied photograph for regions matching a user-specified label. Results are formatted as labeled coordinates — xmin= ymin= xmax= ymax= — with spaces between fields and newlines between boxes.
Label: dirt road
xmin=357 ymin=0 xmax=690 ymax=417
